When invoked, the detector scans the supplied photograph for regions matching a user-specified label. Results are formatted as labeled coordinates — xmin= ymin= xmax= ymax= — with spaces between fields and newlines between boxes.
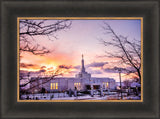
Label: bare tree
xmin=19 ymin=20 xmax=72 ymax=99
xmin=100 ymin=22 xmax=141 ymax=83
xmin=19 ymin=19 xmax=72 ymax=55
xmin=19 ymin=65 xmax=70 ymax=94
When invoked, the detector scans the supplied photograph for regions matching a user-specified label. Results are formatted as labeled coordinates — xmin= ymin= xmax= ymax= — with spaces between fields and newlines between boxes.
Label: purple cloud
xmin=41 ymin=66 xmax=46 ymax=69
xmin=20 ymin=69 xmax=46 ymax=77
xmin=73 ymin=62 xmax=108 ymax=70
xmin=58 ymin=65 xmax=72 ymax=69
xmin=39 ymin=69 xmax=46 ymax=73
xmin=20 ymin=63 xmax=40 ymax=69
xmin=87 ymin=62 xmax=108 ymax=68
xmin=73 ymin=65 xmax=80 ymax=69
xmin=102 ymin=68 xmax=118 ymax=73
xmin=89 ymin=70 xmax=103 ymax=74
xmin=102 ymin=66 xmax=137 ymax=74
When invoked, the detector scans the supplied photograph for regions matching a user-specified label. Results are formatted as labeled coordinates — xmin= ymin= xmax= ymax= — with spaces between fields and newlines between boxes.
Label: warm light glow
xmin=106 ymin=82 xmax=109 ymax=88
xmin=45 ymin=64 xmax=57 ymax=70
xmin=56 ymin=83 xmax=58 ymax=89
xmin=74 ymin=83 xmax=81 ymax=90
xmin=50 ymin=83 xmax=58 ymax=90
xmin=103 ymin=82 xmax=109 ymax=89
xmin=50 ymin=83 xmax=52 ymax=90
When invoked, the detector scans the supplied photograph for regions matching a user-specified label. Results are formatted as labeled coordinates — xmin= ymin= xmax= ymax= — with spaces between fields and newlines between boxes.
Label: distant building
xmin=30 ymin=55 xmax=116 ymax=93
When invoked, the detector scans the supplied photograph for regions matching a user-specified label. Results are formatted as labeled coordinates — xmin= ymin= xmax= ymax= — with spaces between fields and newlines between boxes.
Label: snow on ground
xmin=21 ymin=92 xmax=140 ymax=100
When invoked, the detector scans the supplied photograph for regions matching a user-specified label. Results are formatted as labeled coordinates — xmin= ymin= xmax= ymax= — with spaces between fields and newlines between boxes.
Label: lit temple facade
xmin=30 ymin=55 xmax=116 ymax=93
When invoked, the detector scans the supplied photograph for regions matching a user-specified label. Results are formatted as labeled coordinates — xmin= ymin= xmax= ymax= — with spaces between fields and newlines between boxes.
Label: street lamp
xmin=118 ymin=69 xmax=123 ymax=99
xmin=114 ymin=67 xmax=123 ymax=100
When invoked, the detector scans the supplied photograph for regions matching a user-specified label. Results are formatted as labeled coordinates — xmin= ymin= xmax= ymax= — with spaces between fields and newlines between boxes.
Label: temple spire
xmin=81 ymin=54 xmax=85 ymax=72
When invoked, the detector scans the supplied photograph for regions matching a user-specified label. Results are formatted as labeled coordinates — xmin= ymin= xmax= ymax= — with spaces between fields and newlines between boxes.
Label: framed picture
xmin=17 ymin=17 xmax=143 ymax=102
xmin=1 ymin=0 xmax=159 ymax=119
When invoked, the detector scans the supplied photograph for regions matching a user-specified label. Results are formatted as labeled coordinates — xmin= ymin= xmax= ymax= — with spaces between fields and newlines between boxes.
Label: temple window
xmin=50 ymin=83 xmax=58 ymax=90
xmin=74 ymin=83 xmax=81 ymax=90
xmin=103 ymin=82 xmax=109 ymax=89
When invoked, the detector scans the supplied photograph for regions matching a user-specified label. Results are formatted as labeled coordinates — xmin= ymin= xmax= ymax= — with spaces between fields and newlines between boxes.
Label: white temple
xmin=75 ymin=54 xmax=91 ymax=79
xmin=30 ymin=55 xmax=116 ymax=93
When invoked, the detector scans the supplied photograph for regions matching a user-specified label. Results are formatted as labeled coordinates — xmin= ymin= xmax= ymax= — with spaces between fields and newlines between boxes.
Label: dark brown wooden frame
xmin=0 ymin=0 xmax=159 ymax=118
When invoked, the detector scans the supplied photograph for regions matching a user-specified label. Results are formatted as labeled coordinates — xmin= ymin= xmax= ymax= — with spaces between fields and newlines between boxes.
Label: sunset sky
xmin=20 ymin=19 xmax=141 ymax=82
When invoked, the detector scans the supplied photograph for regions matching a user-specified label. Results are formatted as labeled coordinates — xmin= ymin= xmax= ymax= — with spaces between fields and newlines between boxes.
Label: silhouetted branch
xmin=19 ymin=19 xmax=72 ymax=55
xmin=100 ymin=22 xmax=141 ymax=83
xmin=20 ymin=66 xmax=70 ymax=92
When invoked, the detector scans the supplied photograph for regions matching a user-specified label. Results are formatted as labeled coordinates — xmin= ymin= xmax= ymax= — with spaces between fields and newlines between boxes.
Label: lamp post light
xmin=114 ymin=67 xmax=123 ymax=100
xmin=108 ymin=79 xmax=110 ymax=94
xmin=118 ymin=69 xmax=123 ymax=100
